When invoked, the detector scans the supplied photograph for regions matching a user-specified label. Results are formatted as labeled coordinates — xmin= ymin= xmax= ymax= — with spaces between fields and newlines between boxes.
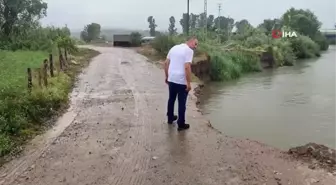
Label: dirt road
xmin=0 ymin=46 xmax=335 ymax=185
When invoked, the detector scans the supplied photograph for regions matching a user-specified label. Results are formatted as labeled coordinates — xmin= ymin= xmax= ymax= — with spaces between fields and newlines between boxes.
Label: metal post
xmin=186 ymin=0 xmax=190 ymax=36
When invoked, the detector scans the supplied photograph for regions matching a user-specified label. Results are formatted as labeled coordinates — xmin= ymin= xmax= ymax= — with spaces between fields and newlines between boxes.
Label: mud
xmin=289 ymin=143 xmax=336 ymax=172
xmin=0 ymin=46 xmax=335 ymax=185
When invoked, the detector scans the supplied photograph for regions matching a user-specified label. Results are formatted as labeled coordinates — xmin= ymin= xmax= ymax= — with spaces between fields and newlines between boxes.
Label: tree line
xmin=147 ymin=9 xmax=330 ymax=41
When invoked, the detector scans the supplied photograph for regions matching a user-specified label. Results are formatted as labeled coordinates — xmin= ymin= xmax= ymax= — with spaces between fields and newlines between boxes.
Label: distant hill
xmin=71 ymin=28 xmax=151 ymax=41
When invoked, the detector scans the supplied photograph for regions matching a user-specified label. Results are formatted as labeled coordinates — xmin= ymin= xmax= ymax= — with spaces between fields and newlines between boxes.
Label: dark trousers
xmin=167 ymin=82 xmax=189 ymax=125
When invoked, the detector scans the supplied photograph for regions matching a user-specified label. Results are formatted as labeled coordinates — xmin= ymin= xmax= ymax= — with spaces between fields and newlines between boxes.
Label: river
xmin=198 ymin=46 xmax=336 ymax=150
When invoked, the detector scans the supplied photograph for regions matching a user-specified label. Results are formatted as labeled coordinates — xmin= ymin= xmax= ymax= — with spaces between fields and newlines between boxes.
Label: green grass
xmin=0 ymin=48 xmax=99 ymax=164
xmin=0 ymin=51 xmax=49 ymax=89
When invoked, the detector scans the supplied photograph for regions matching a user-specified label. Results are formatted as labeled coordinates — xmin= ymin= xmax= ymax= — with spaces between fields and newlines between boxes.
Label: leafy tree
xmin=80 ymin=23 xmax=101 ymax=43
xmin=0 ymin=0 xmax=47 ymax=37
xmin=281 ymin=8 xmax=321 ymax=38
xmin=168 ymin=16 xmax=177 ymax=35
xmin=190 ymin=14 xmax=198 ymax=30
xmin=258 ymin=19 xmax=281 ymax=35
xmin=235 ymin=19 xmax=253 ymax=33
xmin=180 ymin=13 xmax=189 ymax=34
xmin=214 ymin=16 xmax=235 ymax=31
xmin=147 ymin=16 xmax=157 ymax=36
xmin=197 ymin=13 xmax=207 ymax=28
xmin=207 ymin=15 xmax=215 ymax=29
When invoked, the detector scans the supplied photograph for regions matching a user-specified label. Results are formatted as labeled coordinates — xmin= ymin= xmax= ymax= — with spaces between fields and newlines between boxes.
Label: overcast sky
xmin=41 ymin=0 xmax=335 ymax=32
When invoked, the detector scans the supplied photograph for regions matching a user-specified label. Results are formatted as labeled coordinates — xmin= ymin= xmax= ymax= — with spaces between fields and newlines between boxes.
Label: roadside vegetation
xmin=0 ymin=0 xmax=99 ymax=162
xmin=141 ymin=8 xmax=330 ymax=81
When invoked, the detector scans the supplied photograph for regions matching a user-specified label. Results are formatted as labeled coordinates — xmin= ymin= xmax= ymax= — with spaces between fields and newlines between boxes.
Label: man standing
xmin=164 ymin=36 xmax=198 ymax=131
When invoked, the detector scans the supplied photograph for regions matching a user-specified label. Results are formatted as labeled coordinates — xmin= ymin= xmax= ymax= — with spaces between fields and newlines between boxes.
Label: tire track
xmin=106 ymin=49 xmax=152 ymax=185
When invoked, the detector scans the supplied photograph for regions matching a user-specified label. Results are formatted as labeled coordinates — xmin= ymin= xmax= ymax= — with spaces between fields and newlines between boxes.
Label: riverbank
xmin=0 ymin=46 xmax=334 ymax=185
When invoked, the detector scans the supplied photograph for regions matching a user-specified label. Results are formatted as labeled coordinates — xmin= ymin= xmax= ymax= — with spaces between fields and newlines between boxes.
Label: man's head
xmin=186 ymin=36 xmax=198 ymax=50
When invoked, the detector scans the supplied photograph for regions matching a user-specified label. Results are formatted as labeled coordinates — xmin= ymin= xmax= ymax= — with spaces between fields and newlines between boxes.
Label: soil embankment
xmin=0 ymin=46 xmax=335 ymax=185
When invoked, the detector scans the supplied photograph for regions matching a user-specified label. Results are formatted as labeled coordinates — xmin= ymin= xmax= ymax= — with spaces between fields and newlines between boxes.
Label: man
xmin=164 ymin=36 xmax=198 ymax=131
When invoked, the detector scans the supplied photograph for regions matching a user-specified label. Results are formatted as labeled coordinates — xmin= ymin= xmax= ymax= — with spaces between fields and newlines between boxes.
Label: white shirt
xmin=167 ymin=43 xmax=194 ymax=85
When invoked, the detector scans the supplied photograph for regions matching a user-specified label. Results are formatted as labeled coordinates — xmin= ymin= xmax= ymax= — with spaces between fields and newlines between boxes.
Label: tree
xmin=168 ymin=16 xmax=177 ymax=35
xmin=281 ymin=8 xmax=321 ymax=38
xmin=207 ymin=15 xmax=215 ymax=29
xmin=197 ymin=13 xmax=207 ymax=28
xmin=0 ymin=0 xmax=47 ymax=37
xmin=214 ymin=16 xmax=234 ymax=31
xmin=258 ymin=19 xmax=281 ymax=35
xmin=190 ymin=13 xmax=198 ymax=30
xmin=180 ymin=13 xmax=189 ymax=34
xmin=80 ymin=23 xmax=101 ymax=43
xmin=235 ymin=19 xmax=253 ymax=33
xmin=147 ymin=16 xmax=157 ymax=36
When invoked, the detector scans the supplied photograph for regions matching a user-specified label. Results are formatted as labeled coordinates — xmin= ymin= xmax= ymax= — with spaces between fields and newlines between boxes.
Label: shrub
xmin=209 ymin=51 xmax=261 ymax=81
xmin=130 ymin=32 xmax=142 ymax=47
xmin=312 ymin=32 xmax=329 ymax=51
xmin=271 ymin=39 xmax=296 ymax=66
xmin=151 ymin=35 xmax=179 ymax=56
xmin=290 ymin=35 xmax=320 ymax=58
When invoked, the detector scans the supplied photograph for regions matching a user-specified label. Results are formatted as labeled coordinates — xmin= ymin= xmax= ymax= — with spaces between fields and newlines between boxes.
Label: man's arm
xmin=184 ymin=50 xmax=194 ymax=88
xmin=164 ymin=58 xmax=170 ymax=81
xmin=164 ymin=49 xmax=171 ymax=83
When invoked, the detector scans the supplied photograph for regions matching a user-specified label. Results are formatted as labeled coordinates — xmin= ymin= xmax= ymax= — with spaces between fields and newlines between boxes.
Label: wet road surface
xmin=0 ymin=46 xmax=335 ymax=185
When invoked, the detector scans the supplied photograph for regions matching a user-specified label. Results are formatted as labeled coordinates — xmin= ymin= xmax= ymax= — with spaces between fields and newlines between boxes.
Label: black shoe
xmin=177 ymin=124 xmax=190 ymax=131
xmin=168 ymin=115 xmax=178 ymax=124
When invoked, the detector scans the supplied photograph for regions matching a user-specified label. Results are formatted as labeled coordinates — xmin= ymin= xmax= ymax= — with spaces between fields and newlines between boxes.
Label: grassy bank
xmin=0 ymin=48 xmax=99 ymax=164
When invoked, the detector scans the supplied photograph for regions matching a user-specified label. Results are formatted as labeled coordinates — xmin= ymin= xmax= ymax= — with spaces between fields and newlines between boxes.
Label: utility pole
xmin=204 ymin=0 xmax=207 ymax=40
xmin=217 ymin=3 xmax=222 ymax=43
xmin=227 ymin=15 xmax=231 ymax=41
xmin=186 ymin=0 xmax=190 ymax=36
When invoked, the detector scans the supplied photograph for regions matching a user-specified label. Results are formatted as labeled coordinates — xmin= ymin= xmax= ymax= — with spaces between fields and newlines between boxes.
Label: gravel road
xmin=0 ymin=46 xmax=335 ymax=185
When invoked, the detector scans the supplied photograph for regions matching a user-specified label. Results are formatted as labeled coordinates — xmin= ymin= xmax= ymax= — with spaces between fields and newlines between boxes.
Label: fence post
xmin=36 ymin=68 xmax=42 ymax=87
xmin=27 ymin=68 xmax=32 ymax=92
xmin=49 ymin=54 xmax=54 ymax=77
xmin=43 ymin=59 xmax=48 ymax=86
xmin=64 ymin=48 xmax=68 ymax=62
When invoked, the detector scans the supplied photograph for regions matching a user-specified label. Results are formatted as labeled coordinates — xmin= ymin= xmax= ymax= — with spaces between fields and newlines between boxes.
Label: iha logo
xmin=272 ymin=30 xmax=297 ymax=39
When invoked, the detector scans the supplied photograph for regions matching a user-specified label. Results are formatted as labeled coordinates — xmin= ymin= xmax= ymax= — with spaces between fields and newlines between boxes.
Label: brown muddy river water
xmin=198 ymin=46 xmax=336 ymax=150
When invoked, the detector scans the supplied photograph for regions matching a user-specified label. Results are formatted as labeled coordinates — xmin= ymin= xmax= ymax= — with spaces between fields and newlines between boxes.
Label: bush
xmin=130 ymin=32 xmax=142 ymax=47
xmin=312 ymin=32 xmax=329 ymax=51
xmin=290 ymin=35 xmax=320 ymax=58
xmin=151 ymin=35 xmax=179 ymax=56
xmin=209 ymin=51 xmax=261 ymax=81
xmin=271 ymin=39 xmax=296 ymax=66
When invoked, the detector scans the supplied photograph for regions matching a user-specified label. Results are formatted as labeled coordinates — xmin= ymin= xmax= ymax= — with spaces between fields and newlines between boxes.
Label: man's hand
xmin=165 ymin=78 xmax=169 ymax=85
xmin=186 ymin=83 xmax=191 ymax=92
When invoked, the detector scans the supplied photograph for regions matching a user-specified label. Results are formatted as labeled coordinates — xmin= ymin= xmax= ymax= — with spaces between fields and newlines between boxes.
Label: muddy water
xmin=198 ymin=46 xmax=336 ymax=150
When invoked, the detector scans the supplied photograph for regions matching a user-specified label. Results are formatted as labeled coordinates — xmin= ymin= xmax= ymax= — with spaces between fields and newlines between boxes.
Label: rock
xmin=308 ymin=164 xmax=316 ymax=169
xmin=309 ymin=178 xmax=319 ymax=183
xmin=152 ymin=156 xmax=158 ymax=160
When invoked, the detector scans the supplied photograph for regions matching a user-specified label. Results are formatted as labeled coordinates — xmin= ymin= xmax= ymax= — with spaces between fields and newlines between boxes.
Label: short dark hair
xmin=186 ymin=36 xmax=197 ymax=41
